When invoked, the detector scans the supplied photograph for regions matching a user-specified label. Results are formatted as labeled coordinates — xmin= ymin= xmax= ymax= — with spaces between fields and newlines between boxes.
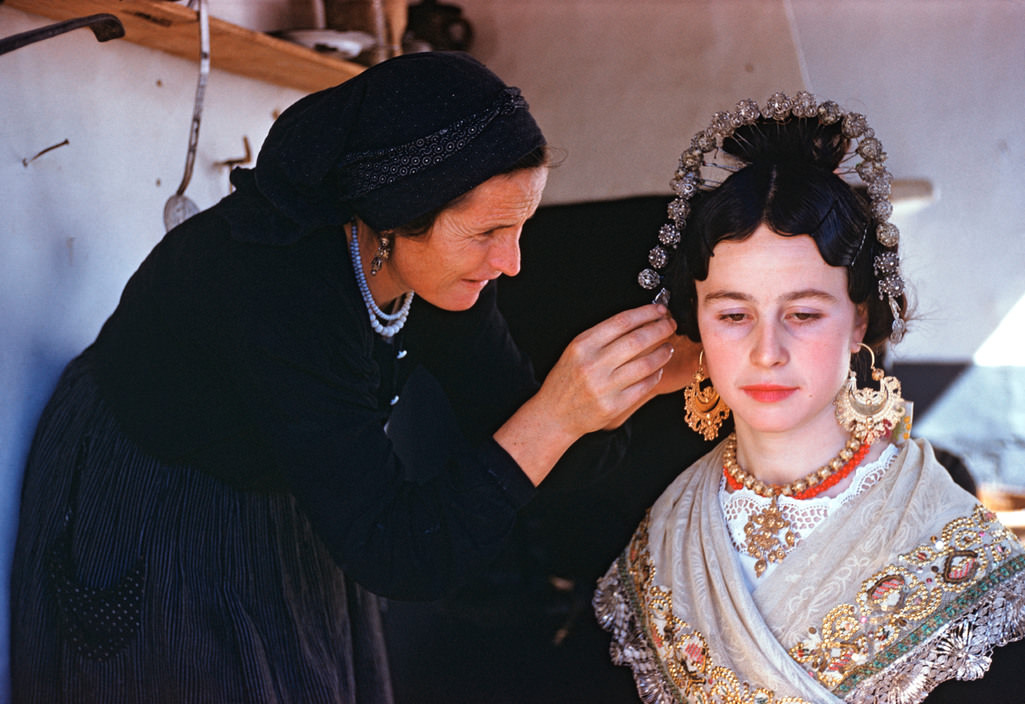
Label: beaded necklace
xmin=722 ymin=433 xmax=870 ymax=500
xmin=721 ymin=432 xmax=871 ymax=578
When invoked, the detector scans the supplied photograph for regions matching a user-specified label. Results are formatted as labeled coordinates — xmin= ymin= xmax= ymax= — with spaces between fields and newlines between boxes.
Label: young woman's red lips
xmin=741 ymin=385 xmax=797 ymax=403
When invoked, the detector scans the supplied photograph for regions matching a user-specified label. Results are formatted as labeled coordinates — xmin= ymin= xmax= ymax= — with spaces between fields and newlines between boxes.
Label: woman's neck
xmin=350 ymin=226 xmax=404 ymax=309
xmin=732 ymin=422 xmax=873 ymax=487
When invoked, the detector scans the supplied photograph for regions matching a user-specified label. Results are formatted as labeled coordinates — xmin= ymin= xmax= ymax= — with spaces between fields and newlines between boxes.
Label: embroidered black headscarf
xmin=221 ymin=51 xmax=546 ymax=244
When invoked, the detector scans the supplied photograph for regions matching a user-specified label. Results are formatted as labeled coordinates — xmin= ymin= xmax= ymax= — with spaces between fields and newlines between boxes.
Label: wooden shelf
xmin=5 ymin=0 xmax=365 ymax=93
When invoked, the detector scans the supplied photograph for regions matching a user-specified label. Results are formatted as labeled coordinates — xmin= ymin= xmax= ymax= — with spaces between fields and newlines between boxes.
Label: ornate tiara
xmin=639 ymin=91 xmax=906 ymax=344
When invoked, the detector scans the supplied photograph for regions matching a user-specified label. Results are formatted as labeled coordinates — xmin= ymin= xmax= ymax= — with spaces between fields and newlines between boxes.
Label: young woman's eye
xmin=719 ymin=312 xmax=748 ymax=323
xmin=788 ymin=311 xmax=822 ymax=322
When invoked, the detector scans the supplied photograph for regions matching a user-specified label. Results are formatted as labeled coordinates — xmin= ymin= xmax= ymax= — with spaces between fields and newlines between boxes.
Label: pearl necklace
xmin=348 ymin=223 xmax=413 ymax=339
xmin=722 ymin=433 xmax=869 ymax=500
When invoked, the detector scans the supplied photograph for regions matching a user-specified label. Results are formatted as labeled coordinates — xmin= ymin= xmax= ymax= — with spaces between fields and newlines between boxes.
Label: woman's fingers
xmin=573 ymin=304 xmax=676 ymax=386
xmin=573 ymin=303 xmax=674 ymax=351
xmin=599 ymin=333 xmax=702 ymax=430
xmin=539 ymin=304 xmax=679 ymax=434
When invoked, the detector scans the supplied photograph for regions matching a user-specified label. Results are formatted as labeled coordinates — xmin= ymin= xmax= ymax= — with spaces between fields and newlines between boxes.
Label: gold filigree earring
xmin=370 ymin=235 xmax=392 ymax=276
xmin=684 ymin=350 xmax=731 ymax=441
xmin=834 ymin=343 xmax=908 ymax=443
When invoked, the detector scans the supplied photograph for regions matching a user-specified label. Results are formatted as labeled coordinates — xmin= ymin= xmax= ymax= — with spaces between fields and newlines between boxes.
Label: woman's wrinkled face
xmin=383 ymin=166 xmax=548 ymax=311
xmin=695 ymin=225 xmax=867 ymax=440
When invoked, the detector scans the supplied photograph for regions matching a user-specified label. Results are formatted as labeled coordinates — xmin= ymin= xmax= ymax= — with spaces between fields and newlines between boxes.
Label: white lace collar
xmin=719 ymin=443 xmax=901 ymax=588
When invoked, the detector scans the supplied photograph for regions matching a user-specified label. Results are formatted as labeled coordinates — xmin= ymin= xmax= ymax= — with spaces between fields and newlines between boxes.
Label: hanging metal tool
xmin=163 ymin=0 xmax=210 ymax=231
xmin=0 ymin=13 xmax=124 ymax=55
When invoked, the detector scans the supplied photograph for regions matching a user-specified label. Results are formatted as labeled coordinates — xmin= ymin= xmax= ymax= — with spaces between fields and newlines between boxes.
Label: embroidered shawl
xmin=593 ymin=438 xmax=1025 ymax=703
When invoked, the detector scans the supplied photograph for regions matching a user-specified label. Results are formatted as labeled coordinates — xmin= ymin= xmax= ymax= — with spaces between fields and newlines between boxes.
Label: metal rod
xmin=0 ymin=13 xmax=125 ymax=56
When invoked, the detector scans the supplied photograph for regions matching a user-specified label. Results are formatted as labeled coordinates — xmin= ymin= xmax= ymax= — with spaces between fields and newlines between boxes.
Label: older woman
xmin=10 ymin=52 xmax=690 ymax=703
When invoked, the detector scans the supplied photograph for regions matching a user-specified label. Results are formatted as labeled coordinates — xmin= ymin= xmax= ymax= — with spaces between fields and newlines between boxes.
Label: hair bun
xmin=723 ymin=118 xmax=848 ymax=173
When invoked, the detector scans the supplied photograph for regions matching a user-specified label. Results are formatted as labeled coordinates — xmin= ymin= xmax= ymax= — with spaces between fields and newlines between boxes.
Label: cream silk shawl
xmin=594 ymin=439 xmax=1025 ymax=704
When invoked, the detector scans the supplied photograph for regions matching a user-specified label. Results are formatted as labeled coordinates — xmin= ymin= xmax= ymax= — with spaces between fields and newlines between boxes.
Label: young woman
xmin=594 ymin=92 xmax=1025 ymax=703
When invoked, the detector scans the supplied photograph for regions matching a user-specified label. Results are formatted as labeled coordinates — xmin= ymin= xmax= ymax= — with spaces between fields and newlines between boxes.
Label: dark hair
xmin=666 ymin=118 xmax=906 ymax=351
xmin=384 ymin=144 xmax=551 ymax=238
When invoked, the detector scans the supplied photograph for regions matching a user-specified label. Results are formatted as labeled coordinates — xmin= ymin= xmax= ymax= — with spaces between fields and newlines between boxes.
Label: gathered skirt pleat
xmin=10 ymin=356 xmax=393 ymax=704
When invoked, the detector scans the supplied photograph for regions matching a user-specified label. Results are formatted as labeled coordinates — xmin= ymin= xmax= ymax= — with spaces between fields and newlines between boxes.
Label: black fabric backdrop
xmin=383 ymin=195 xmax=719 ymax=703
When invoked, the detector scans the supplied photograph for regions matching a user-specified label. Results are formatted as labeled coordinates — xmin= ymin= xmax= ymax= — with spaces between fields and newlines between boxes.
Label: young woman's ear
xmin=851 ymin=303 xmax=870 ymax=353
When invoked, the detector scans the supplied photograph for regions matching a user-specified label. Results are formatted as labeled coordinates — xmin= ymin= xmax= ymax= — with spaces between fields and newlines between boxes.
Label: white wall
xmin=457 ymin=0 xmax=806 ymax=203
xmin=2 ymin=0 xmax=1023 ymax=695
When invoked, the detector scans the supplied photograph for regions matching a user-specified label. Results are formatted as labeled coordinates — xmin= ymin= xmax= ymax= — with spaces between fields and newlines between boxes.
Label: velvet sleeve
xmin=407 ymin=284 xmax=633 ymax=491
xmin=88 ymin=210 xmax=615 ymax=601
xmin=228 ymin=238 xmax=539 ymax=601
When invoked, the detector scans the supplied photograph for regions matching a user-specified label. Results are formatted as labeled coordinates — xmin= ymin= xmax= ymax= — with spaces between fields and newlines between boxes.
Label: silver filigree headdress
xmin=639 ymin=91 xmax=906 ymax=344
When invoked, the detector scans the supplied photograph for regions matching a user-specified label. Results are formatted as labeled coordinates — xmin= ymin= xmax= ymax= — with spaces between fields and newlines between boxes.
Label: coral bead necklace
xmin=722 ymin=432 xmax=872 ymax=578
xmin=723 ymin=433 xmax=870 ymax=500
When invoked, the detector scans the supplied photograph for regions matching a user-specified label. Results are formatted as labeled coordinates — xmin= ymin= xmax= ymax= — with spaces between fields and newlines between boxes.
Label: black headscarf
xmin=221 ymin=51 xmax=546 ymax=244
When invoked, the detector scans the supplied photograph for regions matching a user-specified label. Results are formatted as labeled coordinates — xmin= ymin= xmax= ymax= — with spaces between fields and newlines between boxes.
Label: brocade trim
xmin=594 ymin=514 xmax=811 ymax=704
xmin=594 ymin=506 xmax=1025 ymax=704
xmin=789 ymin=504 xmax=1025 ymax=701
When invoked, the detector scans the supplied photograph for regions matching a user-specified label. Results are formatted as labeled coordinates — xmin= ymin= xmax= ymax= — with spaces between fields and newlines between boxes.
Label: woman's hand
xmin=494 ymin=304 xmax=678 ymax=484
xmin=540 ymin=303 xmax=679 ymax=433
xmin=600 ymin=331 xmax=701 ymax=430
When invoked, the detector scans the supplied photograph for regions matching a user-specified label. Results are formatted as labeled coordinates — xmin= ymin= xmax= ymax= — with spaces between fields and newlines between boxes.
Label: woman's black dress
xmin=9 ymin=190 xmax=552 ymax=703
